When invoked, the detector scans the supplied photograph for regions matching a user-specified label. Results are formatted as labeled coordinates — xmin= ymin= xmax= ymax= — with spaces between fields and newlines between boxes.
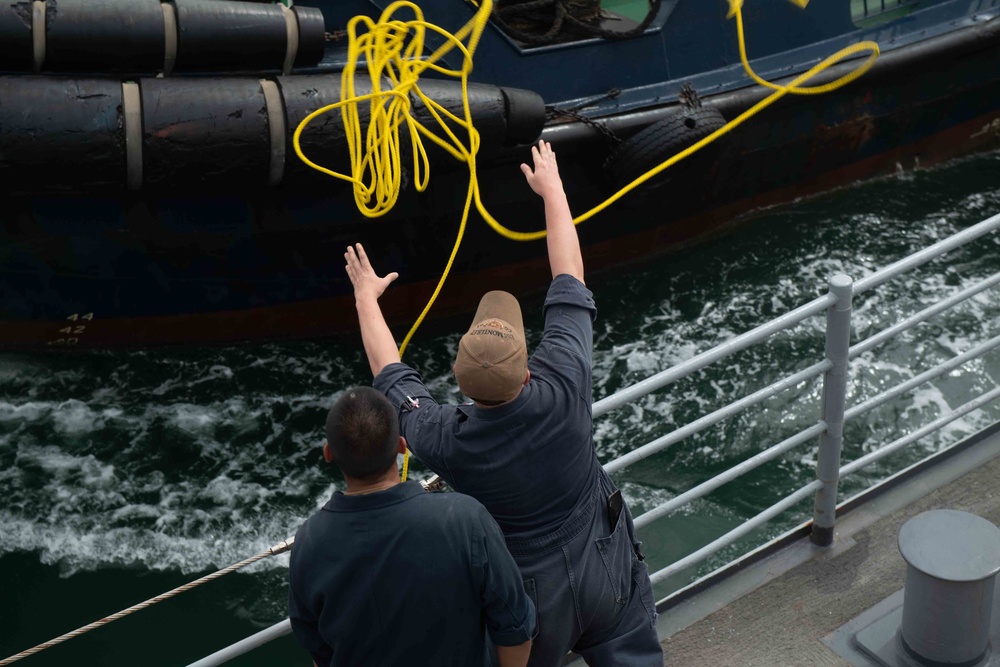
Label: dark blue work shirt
xmin=374 ymin=275 xmax=600 ymax=542
xmin=288 ymin=481 xmax=535 ymax=667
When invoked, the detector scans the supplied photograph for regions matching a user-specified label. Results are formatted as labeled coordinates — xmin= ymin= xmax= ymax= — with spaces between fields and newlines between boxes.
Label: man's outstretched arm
xmin=344 ymin=243 xmax=401 ymax=377
xmin=520 ymin=139 xmax=584 ymax=284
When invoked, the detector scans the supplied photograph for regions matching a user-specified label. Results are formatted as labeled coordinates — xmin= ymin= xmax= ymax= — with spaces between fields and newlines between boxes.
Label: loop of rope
xmin=293 ymin=0 xmax=490 ymax=355
xmin=0 ymin=539 xmax=294 ymax=666
xmin=552 ymin=16 xmax=880 ymax=235
xmin=293 ymin=0 xmax=879 ymax=354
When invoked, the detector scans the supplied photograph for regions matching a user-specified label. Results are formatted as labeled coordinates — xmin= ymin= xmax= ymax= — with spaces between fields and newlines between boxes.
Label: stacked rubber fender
xmin=0 ymin=76 xmax=547 ymax=194
xmin=0 ymin=0 xmax=325 ymax=75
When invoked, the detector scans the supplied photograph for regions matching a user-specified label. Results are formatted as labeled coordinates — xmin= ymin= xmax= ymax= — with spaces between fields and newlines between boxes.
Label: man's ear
xmin=398 ymin=436 xmax=407 ymax=455
xmin=523 ymin=369 xmax=531 ymax=386
xmin=322 ymin=441 xmax=333 ymax=463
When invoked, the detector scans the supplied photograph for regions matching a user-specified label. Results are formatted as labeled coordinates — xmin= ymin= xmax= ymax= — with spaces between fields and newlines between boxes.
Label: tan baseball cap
xmin=454 ymin=291 xmax=527 ymax=404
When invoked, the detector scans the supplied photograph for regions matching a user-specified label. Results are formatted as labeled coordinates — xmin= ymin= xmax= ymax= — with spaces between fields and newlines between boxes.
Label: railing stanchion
xmin=811 ymin=274 xmax=854 ymax=546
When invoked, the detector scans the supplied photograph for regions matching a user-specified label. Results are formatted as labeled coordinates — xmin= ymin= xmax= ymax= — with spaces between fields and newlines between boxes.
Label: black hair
xmin=325 ymin=387 xmax=399 ymax=480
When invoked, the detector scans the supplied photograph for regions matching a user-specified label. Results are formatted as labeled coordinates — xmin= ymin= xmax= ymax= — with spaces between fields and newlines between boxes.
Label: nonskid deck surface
xmin=640 ymin=430 xmax=1000 ymax=666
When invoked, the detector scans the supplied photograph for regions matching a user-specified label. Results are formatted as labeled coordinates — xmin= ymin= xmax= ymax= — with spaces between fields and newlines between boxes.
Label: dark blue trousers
xmin=505 ymin=472 xmax=664 ymax=667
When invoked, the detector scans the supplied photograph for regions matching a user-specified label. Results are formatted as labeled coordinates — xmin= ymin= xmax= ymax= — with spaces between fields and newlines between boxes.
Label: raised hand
xmin=345 ymin=243 xmax=398 ymax=302
xmin=520 ymin=140 xmax=563 ymax=200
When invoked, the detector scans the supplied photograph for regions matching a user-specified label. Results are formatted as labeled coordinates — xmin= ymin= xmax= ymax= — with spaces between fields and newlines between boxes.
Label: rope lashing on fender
xmin=293 ymin=0 xmax=879 ymax=356
xmin=0 ymin=538 xmax=295 ymax=666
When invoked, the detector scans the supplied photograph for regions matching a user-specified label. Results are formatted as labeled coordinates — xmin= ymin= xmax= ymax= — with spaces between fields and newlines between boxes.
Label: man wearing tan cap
xmin=345 ymin=140 xmax=663 ymax=666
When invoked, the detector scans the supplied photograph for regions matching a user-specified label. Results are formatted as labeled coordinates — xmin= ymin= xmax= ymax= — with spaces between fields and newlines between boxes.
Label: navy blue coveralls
xmin=374 ymin=275 xmax=663 ymax=666
xmin=288 ymin=481 xmax=536 ymax=667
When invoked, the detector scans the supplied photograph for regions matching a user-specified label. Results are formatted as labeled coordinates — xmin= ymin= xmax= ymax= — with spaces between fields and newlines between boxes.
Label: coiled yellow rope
xmin=293 ymin=0 xmax=490 ymax=355
xmin=293 ymin=0 xmax=879 ymax=357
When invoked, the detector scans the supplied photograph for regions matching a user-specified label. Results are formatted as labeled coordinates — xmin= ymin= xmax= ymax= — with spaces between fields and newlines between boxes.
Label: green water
xmin=3 ymin=151 xmax=1000 ymax=666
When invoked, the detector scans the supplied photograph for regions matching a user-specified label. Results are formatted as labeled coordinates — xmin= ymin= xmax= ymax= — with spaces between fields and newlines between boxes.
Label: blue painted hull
xmin=2 ymin=0 xmax=999 ymax=349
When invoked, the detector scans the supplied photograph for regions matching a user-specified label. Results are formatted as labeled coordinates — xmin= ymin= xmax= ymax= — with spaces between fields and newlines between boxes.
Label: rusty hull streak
xmin=816 ymin=113 xmax=877 ymax=153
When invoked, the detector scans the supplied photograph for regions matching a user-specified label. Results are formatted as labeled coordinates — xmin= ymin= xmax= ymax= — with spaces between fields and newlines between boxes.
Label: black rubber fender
xmin=293 ymin=6 xmax=326 ymax=69
xmin=501 ymin=87 xmax=546 ymax=146
xmin=173 ymin=0 xmax=289 ymax=72
xmin=141 ymin=77 xmax=272 ymax=188
xmin=0 ymin=2 xmax=35 ymax=70
xmin=45 ymin=0 xmax=165 ymax=73
xmin=0 ymin=77 xmax=125 ymax=192
xmin=604 ymin=106 xmax=726 ymax=192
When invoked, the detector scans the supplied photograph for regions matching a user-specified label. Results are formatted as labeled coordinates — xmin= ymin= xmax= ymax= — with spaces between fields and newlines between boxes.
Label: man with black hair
xmin=345 ymin=141 xmax=663 ymax=665
xmin=288 ymin=386 xmax=535 ymax=667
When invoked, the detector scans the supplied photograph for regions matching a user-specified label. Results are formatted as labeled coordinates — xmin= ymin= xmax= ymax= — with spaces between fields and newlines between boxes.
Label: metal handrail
xmin=633 ymin=422 xmax=827 ymax=530
xmin=649 ymin=480 xmax=824 ymax=585
xmin=594 ymin=211 xmax=1000 ymax=424
xmin=592 ymin=293 xmax=835 ymax=419
xmin=603 ymin=361 xmax=831 ymax=476
xmin=647 ymin=383 xmax=1000 ymax=585
xmin=191 ymin=211 xmax=1000 ymax=666
xmin=609 ymin=212 xmax=1000 ymax=583
xmin=626 ymin=277 xmax=1000 ymax=531
xmin=187 ymin=620 xmax=292 ymax=667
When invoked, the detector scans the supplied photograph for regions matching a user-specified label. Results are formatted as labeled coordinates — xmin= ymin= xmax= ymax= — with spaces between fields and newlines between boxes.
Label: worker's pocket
xmin=595 ymin=510 xmax=632 ymax=606
xmin=523 ymin=577 xmax=539 ymax=639
xmin=632 ymin=559 xmax=657 ymax=627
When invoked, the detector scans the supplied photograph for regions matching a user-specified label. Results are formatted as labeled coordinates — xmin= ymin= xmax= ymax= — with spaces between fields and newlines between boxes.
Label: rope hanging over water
xmin=0 ymin=538 xmax=294 ymax=666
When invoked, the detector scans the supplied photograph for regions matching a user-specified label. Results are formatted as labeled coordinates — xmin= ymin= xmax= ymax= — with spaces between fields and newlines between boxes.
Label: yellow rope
xmin=293 ymin=0 xmax=489 ymax=355
xmin=293 ymin=1 xmax=879 ymax=354
xmin=541 ymin=4 xmax=881 ymax=233
xmin=0 ymin=538 xmax=294 ymax=666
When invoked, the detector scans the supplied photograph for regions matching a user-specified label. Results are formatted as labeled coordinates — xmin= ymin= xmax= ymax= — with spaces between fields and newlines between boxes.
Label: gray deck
xmin=653 ymin=427 xmax=1000 ymax=666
